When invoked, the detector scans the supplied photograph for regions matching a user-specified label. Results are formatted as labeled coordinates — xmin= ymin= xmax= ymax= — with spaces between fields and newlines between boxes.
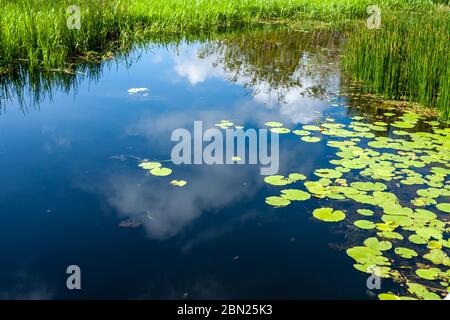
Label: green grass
xmin=0 ymin=0 xmax=438 ymax=72
xmin=343 ymin=10 xmax=450 ymax=121
xmin=0 ymin=0 xmax=448 ymax=119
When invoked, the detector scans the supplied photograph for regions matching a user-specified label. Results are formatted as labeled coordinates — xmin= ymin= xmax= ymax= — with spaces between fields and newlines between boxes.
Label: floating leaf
xmin=407 ymin=282 xmax=440 ymax=300
xmin=427 ymin=241 xmax=443 ymax=250
xmin=303 ymin=125 xmax=321 ymax=131
xmin=271 ymin=128 xmax=290 ymax=134
xmin=423 ymin=249 xmax=449 ymax=265
xmin=314 ymin=168 xmax=343 ymax=179
xmin=280 ymin=189 xmax=311 ymax=201
xmin=170 ymin=180 xmax=187 ymax=187
xmin=265 ymin=121 xmax=283 ymax=127
xmin=264 ymin=175 xmax=293 ymax=186
xmin=301 ymin=136 xmax=321 ymax=143
xmin=436 ymin=203 xmax=450 ymax=213
xmin=139 ymin=161 xmax=162 ymax=170
xmin=288 ymin=173 xmax=306 ymax=181
xmin=313 ymin=208 xmax=345 ymax=222
xmin=351 ymin=181 xmax=387 ymax=192
xmin=292 ymin=130 xmax=311 ymax=136
xmin=265 ymin=196 xmax=290 ymax=207
xmin=357 ymin=209 xmax=374 ymax=216
xmin=408 ymin=234 xmax=427 ymax=245
xmin=364 ymin=237 xmax=392 ymax=251
xmin=416 ymin=227 xmax=443 ymax=240
xmin=354 ymin=220 xmax=375 ymax=229
xmin=415 ymin=268 xmax=440 ymax=280
xmin=150 ymin=167 xmax=172 ymax=176
xmin=394 ymin=247 xmax=418 ymax=259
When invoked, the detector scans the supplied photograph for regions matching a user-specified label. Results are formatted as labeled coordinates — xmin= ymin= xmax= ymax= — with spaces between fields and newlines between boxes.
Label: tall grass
xmin=0 ymin=0 xmax=437 ymax=72
xmin=343 ymin=11 xmax=450 ymax=121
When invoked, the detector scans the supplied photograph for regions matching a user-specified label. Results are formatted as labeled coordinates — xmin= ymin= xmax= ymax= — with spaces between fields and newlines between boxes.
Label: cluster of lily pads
xmin=138 ymin=160 xmax=187 ymax=187
xmin=215 ymin=120 xmax=244 ymax=130
xmin=263 ymin=111 xmax=450 ymax=300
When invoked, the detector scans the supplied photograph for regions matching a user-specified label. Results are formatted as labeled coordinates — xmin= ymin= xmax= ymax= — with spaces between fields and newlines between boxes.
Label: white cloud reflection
xmin=173 ymin=44 xmax=340 ymax=125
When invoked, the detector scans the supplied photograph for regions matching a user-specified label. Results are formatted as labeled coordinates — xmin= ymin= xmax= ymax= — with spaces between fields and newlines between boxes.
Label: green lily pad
xmin=264 ymin=175 xmax=293 ymax=186
xmin=303 ymin=125 xmax=321 ymax=131
xmin=292 ymin=130 xmax=311 ymax=136
xmin=170 ymin=180 xmax=187 ymax=187
xmin=354 ymin=220 xmax=375 ymax=229
xmin=423 ymin=249 xmax=449 ymax=265
xmin=408 ymin=234 xmax=427 ymax=245
xmin=346 ymin=246 xmax=382 ymax=264
xmin=378 ymin=293 xmax=401 ymax=300
xmin=280 ymin=189 xmax=311 ymax=201
xmin=350 ymin=181 xmax=387 ymax=192
xmin=436 ymin=203 xmax=450 ymax=213
xmin=265 ymin=121 xmax=283 ymax=127
xmin=394 ymin=247 xmax=418 ymax=259
xmin=364 ymin=237 xmax=392 ymax=251
xmin=265 ymin=196 xmax=291 ymax=207
xmin=271 ymin=128 xmax=291 ymax=134
xmin=139 ymin=161 xmax=162 ymax=170
xmin=150 ymin=167 xmax=172 ymax=176
xmin=357 ymin=209 xmax=374 ymax=216
xmin=313 ymin=208 xmax=346 ymax=222
xmin=314 ymin=169 xmax=343 ymax=179
xmin=416 ymin=227 xmax=443 ymax=240
xmin=288 ymin=173 xmax=306 ymax=181
xmin=301 ymin=136 xmax=321 ymax=143
xmin=377 ymin=231 xmax=404 ymax=240
xmin=415 ymin=268 xmax=440 ymax=280
xmin=407 ymin=282 xmax=441 ymax=300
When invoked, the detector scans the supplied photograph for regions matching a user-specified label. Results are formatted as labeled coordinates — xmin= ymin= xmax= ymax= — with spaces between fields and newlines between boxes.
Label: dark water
xmin=0 ymin=30 xmax=444 ymax=299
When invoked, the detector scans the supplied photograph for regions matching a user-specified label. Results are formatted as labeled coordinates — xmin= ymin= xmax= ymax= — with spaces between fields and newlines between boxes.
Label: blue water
xmin=0 ymin=35 xmax=398 ymax=299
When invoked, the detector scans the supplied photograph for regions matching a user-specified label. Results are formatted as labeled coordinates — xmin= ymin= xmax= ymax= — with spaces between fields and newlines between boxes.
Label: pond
xmin=0 ymin=30 xmax=448 ymax=300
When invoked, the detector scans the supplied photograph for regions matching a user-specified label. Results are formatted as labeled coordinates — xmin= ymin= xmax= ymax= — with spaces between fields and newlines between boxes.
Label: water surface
xmin=0 ymin=30 xmax=448 ymax=300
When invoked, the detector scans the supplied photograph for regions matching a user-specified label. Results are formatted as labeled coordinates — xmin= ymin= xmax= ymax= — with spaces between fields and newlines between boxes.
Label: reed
xmin=343 ymin=11 xmax=450 ymax=121
xmin=0 ymin=0 xmax=437 ymax=72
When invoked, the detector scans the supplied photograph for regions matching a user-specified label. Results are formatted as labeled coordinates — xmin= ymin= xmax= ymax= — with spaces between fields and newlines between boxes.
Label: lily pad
xmin=364 ymin=237 xmax=392 ymax=251
xmin=265 ymin=196 xmax=291 ymax=207
xmin=314 ymin=169 xmax=342 ymax=179
xmin=139 ymin=161 xmax=162 ymax=170
xmin=357 ymin=209 xmax=374 ymax=216
xmin=436 ymin=203 xmax=450 ymax=213
xmin=313 ymin=208 xmax=345 ymax=222
xmin=264 ymin=175 xmax=293 ymax=186
xmin=150 ymin=167 xmax=172 ymax=176
xmin=170 ymin=180 xmax=187 ymax=187
xmin=415 ymin=268 xmax=440 ymax=280
xmin=354 ymin=220 xmax=375 ymax=230
xmin=265 ymin=121 xmax=283 ymax=127
xmin=280 ymin=189 xmax=311 ymax=201
xmin=301 ymin=136 xmax=321 ymax=143
xmin=271 ymin=128 xmax=291 ymax=134
xmin=394 ymin=247 xmax=418 ymax=259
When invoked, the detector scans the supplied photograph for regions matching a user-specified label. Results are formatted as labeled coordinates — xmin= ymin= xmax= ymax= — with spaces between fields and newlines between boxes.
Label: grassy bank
xmin=0 ymin=0 xmax=438 ymax=72
xmin=343 ymin=11 xmax=450 ymax=121
xmin=0 ymin=0 xmax=448 ymax=119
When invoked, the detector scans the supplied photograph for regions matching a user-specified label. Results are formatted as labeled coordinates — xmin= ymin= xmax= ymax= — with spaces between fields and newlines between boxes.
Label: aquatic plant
xmin=343 ymin=11 xmax=450 ymax=121
xmin=0 ymin=0 xmax=438 ymax=73
xmin=262 ymin=108 xmax=450 ymax=299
